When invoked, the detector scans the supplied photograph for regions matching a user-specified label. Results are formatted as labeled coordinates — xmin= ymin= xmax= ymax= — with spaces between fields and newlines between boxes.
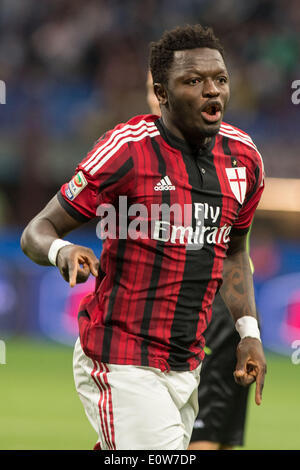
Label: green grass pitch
xmin=0 ymin=337 xmax=299 ymax=450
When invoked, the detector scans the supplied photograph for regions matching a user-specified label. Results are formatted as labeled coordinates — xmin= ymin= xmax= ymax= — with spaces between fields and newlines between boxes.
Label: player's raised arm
xmin=20 ymin=195 xmax=99 ymax=287
xmin=220 ymin=232 xmax=267 ymax=406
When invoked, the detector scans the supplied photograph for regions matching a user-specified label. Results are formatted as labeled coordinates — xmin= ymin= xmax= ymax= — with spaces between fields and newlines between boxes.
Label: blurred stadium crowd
xmin=0 ymin=0 xmax=299 ymax=226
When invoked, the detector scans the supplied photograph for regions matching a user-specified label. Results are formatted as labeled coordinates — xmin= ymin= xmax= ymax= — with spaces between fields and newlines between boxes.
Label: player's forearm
xmin=219 ymin=249 xmax=257 ymax=323
xmin=21 ymin=217 xmax=60 ymax=266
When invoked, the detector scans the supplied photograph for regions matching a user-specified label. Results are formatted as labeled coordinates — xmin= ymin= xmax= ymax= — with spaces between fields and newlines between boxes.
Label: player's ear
xmin=154 ymin=83 xmax=168 ymax=106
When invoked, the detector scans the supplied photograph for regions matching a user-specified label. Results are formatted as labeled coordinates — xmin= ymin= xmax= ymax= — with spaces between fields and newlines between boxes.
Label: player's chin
xmin=199 ymin=122 xmax=221 ymax=137
xmin=197 ymin=117 xmax=222 ymax=137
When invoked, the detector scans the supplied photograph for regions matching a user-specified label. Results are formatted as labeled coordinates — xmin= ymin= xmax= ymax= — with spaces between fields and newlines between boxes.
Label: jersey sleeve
xmin=231 ymin=148 xmax=265 ymax=235
xmin=57 ymin=128 xmax=135 ymax=222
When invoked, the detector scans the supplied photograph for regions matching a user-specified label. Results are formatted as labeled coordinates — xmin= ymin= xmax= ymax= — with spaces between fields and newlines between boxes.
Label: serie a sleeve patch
xmin=65 ymin=171 xmax=88 ymax=200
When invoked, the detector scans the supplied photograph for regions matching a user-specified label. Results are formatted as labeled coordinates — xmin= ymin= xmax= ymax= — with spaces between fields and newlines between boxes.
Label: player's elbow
xmin=20 ymin=218 xmax=38 ymax=257
xmin=20 ymin=224 xmax=31 ymax=256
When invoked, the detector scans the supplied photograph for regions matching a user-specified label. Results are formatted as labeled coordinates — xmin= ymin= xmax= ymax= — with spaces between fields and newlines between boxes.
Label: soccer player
xmin=21 ymin=24 xmax=266 ymax=450
xmin=147 ymin=70 xmax=252 ymax=451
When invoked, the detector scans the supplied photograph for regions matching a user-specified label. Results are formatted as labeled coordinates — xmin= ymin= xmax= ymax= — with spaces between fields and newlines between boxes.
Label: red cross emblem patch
xmin=225 ymin=167 xmax=247 ymax=205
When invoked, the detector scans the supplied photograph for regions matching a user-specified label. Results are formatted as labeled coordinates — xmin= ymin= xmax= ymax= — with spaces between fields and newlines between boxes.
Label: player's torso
xmin=100 ymin=122 xmax=248 ymax=254
xmin=96 ymin=118 xmax=257 ymax=313
xmin=82 ymin=117 xmax=259 ymax=370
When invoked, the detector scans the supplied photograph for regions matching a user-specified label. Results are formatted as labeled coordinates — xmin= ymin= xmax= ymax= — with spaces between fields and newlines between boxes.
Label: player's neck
xmin=160 ymin=115 xmax=212 ymax=150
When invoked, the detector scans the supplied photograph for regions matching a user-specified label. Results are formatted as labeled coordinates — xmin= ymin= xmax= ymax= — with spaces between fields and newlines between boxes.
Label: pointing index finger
xmin=255 ymin=367 xmax=265 ymax=405
xmin=68 ymin=258 xmax=78 ymax=288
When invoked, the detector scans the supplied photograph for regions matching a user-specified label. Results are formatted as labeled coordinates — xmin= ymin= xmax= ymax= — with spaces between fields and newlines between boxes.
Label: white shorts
xmin=73 ymin=337 xmax=201 ymax=450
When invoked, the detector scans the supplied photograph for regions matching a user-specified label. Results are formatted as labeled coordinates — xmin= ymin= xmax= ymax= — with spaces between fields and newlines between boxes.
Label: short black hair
xmin=149 ymin=24 xmax=225 ymax=85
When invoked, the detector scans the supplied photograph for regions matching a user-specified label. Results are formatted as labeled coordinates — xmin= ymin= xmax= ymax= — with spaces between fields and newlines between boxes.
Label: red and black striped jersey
xmin=58 ymin=114 xmax=264 ymax=371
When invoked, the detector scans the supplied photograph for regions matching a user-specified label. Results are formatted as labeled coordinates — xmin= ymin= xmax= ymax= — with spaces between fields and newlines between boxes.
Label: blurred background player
xmin=147 ymin=71 xmax=253 ymax=451
xmin=189 ymin=295 xmax=250 ymax=450
xmin=190 ymin=233 xmax=258 ymax=450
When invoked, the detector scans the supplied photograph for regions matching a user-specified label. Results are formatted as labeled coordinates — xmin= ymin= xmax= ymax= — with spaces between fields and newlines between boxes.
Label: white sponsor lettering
xmin=96 ymin=197 xmax=230 ymax=250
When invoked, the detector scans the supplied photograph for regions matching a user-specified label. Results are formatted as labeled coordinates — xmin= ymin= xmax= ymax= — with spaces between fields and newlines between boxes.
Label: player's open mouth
xmin=200 ymin=102 xmax=222 ymax=123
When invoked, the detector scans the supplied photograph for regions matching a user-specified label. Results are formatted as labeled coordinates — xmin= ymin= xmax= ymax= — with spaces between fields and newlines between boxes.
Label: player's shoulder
xmin=79 ymin=114 xmax=160 ymax=175
xmin=98 ymin=113 xmax=160 ymax=155
xmin=106 ymin=113 xmax=160 ymax=140
xmin=219 ymin=121 xmax=257 ymax=151
xmin=218 ymin=121 xmax=263 ymax=168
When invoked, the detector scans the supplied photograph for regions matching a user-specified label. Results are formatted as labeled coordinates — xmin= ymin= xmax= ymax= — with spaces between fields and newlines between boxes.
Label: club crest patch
xmin=225 ymin=167 xmax=247 ymax=205
xmin=65 ymin=171 xmax=88 ymax=200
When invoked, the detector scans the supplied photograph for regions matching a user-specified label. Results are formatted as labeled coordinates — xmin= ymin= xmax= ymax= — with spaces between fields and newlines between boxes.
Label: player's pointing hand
xmin=56 ymin=245 xmax=99 ymax=287
xmin=234 ymin=337 xmax=267 ymax=406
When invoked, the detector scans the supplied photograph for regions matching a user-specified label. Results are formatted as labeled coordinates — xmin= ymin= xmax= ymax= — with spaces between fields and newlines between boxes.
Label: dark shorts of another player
xmin=190 ymin=293 xmax=249 ymax=447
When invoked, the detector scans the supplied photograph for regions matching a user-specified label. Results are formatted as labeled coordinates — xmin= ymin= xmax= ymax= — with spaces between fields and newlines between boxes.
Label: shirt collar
xmin=155 ymin=117 xmax=216 ymax=156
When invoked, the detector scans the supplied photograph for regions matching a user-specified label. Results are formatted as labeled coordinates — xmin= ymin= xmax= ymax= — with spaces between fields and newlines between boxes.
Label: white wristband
xmin=48 ymin=239 xmax=73 ymax=266
xmin=235 ymin=316 xmax=261 ymax=342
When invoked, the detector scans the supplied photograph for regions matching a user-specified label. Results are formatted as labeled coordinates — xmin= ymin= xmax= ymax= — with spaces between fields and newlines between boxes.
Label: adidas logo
xmin=154 ymin=176 xmax=176 ymax=191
